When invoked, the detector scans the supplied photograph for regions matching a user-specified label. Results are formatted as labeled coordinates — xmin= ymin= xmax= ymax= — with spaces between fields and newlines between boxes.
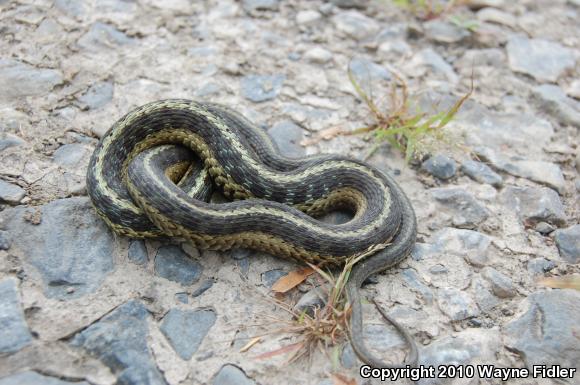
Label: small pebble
xmin=422 ymin=155 xmax=457 ymax=180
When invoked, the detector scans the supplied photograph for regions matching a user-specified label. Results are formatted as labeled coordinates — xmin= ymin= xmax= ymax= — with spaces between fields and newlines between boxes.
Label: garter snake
xmin=86 ymin=99 xmax=418 ymax=368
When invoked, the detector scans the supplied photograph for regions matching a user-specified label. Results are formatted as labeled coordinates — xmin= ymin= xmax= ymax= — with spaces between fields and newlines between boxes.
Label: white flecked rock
xmin=296 ymin=10 xmax=322 ymax=25
xmin=304 ymin=47 xmax=333 ymax=63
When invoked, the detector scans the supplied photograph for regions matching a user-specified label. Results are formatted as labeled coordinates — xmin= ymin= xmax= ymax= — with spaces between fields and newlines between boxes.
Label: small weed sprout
xmin=449 ymin=14 xmax=480 ymax=32
xmin=390 ymin=0 xmax=463 ymax=20
xmin=251 ymin=255 xmax=367 ymax=365
xmin=347 ymin=66 xmax=473 ymax=162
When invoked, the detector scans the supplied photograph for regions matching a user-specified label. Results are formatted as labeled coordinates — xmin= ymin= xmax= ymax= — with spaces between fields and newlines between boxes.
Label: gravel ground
xmin=0 ymin=0 xmax=579 ymax=384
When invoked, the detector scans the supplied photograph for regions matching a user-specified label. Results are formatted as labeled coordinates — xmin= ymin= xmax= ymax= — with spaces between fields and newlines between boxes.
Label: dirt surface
xmin=0 ymin=1 xmax=579 ymax=384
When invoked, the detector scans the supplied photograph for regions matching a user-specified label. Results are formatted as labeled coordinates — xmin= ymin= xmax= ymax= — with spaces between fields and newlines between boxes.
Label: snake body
xmin=86 ymin=99 xmax=417 ymax=367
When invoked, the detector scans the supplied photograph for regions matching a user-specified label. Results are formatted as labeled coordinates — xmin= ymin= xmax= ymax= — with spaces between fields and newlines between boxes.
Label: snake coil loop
xmin=86 ymin=99 xmax=418 ymax=368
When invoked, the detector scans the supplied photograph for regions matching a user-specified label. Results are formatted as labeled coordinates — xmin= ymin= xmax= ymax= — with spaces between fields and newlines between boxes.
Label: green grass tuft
xmin=347 ymin=65 xmax=473 ymax=162
xmin=390 ymin=0 xmax=461 ymax=20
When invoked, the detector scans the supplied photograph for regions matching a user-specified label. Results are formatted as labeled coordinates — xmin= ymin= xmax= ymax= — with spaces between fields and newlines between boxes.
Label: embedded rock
xmin=553 ymin=225 xmax=580 ymax=263
xmin=160 ymin=308 xmax=216 ymax=360
xmin=0 ymin=198 xmax=114 ymax=299
xmin=505 ymin=290 xmax=580 ymax=371
xmin=506 ymin=36 xmax=575 ymax=82
xmin=154 ymin=245 xmax=202 ymax=286
xmin=0 ymin=278 xmax=32 ymax=354
xmin=70 ymin=300 xmax=166 ymax=385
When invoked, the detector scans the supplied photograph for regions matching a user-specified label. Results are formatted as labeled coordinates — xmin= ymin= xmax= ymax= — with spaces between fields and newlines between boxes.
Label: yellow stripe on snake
xmin=86 ymin=99 xmax=418 ymax=368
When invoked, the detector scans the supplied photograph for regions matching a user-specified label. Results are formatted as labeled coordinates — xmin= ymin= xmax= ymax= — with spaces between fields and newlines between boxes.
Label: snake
xmin=86 ymin=99 xmax=418 ymax=368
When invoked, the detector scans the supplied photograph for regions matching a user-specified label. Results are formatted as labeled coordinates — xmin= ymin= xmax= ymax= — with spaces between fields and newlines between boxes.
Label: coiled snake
xmin=86 ymin=100 xmax=418 ymax=368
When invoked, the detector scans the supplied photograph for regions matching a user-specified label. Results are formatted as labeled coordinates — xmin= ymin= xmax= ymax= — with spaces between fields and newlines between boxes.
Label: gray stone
xmin=507 ymin=160 xmax=565 ymax=194
xmin=35 ymin=19 xmax=63 ymax=43
xmin=375 ymin=23 xmax=408 ymax=43
xmin=411 ymin=242 xmax=439 ymax=261
xmin=437 ymin=288 xmax=479 ymax=321
xmin=424 ymin=20 xmax=470 ymax=43
xmin=267 ymin=121 xmax=304 ymax=158
xmin=160 ymin=308 xmax=216 ymax=360
xmin=77 ymin=81 xmax=114 ymax=110
xmin=0 ymin=59 xmax=63 ymax=101
xmin=457 ymin=48 xmax=506 ymax=68
xmin=303 ymin=47 xmax=332 ymax=64
xmin=0 ymin=230 xmax=11 ymax=250
xmin=293 ymin=287 xmax=326 ymax=317
xmin=154 ymin=245 xmax=202 ymax=286
xmin=296 ymin=10 xmax=322 ymax=25
xmin=287 ymin=52 xmax=301 ymax=61
xmin=281 ymin=103 xmax=333 ymax=126
xmin=0 ymin=278 xmax=32 ymax=354
xmin=212 ymin=364 xmax=255 ymax=385
xmin=461 ymin=160 xmax=503 ymax=187
xmin=332 ymin=10 xmax=379 ymax=41
xmin=64 ymin=131 xmax=97 ymax=145
xmin=431 ymin=228 xmax=492 ymax=266
xmin=477 ymin=147 xmax=566 ymax=194
xmin=0 ymin=133 xmax=25 ymax=152
xmin=506 ymin=36 xmax=576 ymax=82
xmin=95 ymin=0 xmax=137 ymax=14
xmin=349 ymin=57 xmax=391 ymax=83
xmin=188 ymin=46 xmax=217 ymax=57
xmin=418 ymin=329 xmax=501 ymax=383
xmin=195 ymin=82 xmax=221 ymax=97
xmin=401 ymin=268 xmax=434 ymax=304
xmin=175 ymin=293 xmax=188 ymax=304
xmin=430 ymin=187 xmax=489 ymax=228
xmin=242 ymin=0 xmax=279 ymax=13
xmin=456 ymin=105 xmax=554 ymax=150
xmin=527 ymin=258 xmax=556 ymax=275
xmin=53 ymin=143 xmax=92 ymax=168
xmin=377 ymin=39 xmax=412 ymax=56
xmin=481 ymin=267 xmax=516 ymax=298
xmin=70 ymin=300 xmax=166 ymax=385
xmin=421 ymin=155 xmax=457 ymax=180
xmin=78 ymin=22 xmax=135 ymax=51
xmin=0 ymin=198 xmax=114 ymax=299
xmin=429 ymin=264 xmax=448 ymax=275
xmin=128 ymin=240 xmax=148 ymax=265
xmin=240 ymin=74 xmax=285 ymax=103
xmin=553 ymin=225 xmax=580 ymax=263
xmin=408 ymin=48 xmax=458 ymax=83
xmin=192 ymin=279 xmax=214 ymax=297
xmin=235 ymin=257 xmax=250 ymax=278
xmin=567 ymin=79 xmax=580 ymax=99
xmin=473 ymin=276 xmax=500 ymax=312
xmin=230 ymin=248 xmax=252 ymax=260
xmin=261 ymin=269 xmax=287 ymax=287
xmin=0 ymin=371 xmax=89 ymax=385
xmin=505 ymin=290 xmax=580 ymax=370
xmin=476 ymin=7 xmax=516 ymax=27
xmin=0 ymin=180 xmax=25 ymax=204
xmin=534 ymin=221 xmax=555 ymax=235
xmin=55 ymin=0 xmax=87 ymax=18
xmin=500 ymin=186 xmax=566 ymax=227
xmin=532 ymin=84 xmax=580 ymax=127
